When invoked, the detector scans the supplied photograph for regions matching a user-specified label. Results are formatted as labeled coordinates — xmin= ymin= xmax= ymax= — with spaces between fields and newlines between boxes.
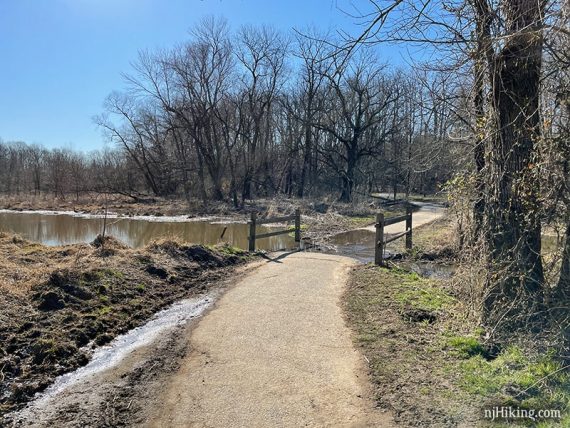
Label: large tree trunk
xmin=472 ymin=41 xmax=487 ymax=239
xmin=552 ymin=218 xmax=570 ymax=359
xmin=195 ymin=145 xmax=208 ymax=206
xmin=483 ymin=0 xmax=546 ymax=331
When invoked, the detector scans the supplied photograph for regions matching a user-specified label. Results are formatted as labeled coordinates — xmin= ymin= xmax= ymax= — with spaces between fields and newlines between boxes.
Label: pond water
xmin=329 ymin=228 xmax=456 ymax=278
xmin=329 ymin=229 xmax=378 ymax=263
xmin=0 ymin=211 xmax=295 ymax=251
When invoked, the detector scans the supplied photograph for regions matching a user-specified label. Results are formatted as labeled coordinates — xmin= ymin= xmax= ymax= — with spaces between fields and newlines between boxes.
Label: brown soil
xmin=0 ymin=232 xmax=251 ymax=418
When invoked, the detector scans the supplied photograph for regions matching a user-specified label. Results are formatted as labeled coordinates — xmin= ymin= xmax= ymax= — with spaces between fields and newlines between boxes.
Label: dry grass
xmin=0 ymin=233 xmax=133 ymax=296
xmin=0 ymin=232 xmax=251 ymax=416
xmin=386 ymin=215 xmax=459 ymax=259
xmin=0 ymin=193 xmax=192 ymax=216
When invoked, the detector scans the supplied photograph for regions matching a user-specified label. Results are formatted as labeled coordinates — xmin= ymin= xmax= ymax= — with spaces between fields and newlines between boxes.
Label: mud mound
xmin=32 ymin=270 xmax=97 ymax=311
xmin=0 ymin=234 xmax=250 ymax=418
xmin=149 ymin=241 xmax=244 ymax=268
xmin=90 ymin=235 xmax=129 ymax=256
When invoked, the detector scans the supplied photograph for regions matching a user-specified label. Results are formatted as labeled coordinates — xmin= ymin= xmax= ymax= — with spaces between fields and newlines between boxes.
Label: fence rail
xmin=375 ymin=206 xmax=413 ymax=266
xmin=248 ymin=209 xmax=301 ymax=251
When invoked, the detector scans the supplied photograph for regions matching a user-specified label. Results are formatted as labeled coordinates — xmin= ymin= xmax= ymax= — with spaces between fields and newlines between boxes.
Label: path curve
xmin=146 ymin=252 xmax=393 ymax=427
xmin=359 ymin=202 xmax=445 ymax=234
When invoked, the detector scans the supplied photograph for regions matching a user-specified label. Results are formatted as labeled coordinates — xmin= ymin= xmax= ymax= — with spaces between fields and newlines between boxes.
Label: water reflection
xmin=329 ymin=228 xmax=457 ymax=278
xmin=0 ymin=211 xmax=294 ymax=251
xmin=329 ymin=229 xmax=378 ymax=263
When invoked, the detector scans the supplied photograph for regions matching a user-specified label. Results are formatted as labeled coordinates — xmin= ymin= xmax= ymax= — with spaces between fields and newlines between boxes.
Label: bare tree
xmin=314 ymin=50 xmax=395 ymax=202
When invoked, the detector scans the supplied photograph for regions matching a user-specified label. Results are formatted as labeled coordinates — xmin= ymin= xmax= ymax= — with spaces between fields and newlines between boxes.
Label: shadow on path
xmin=260 ymin=249 xmax=300 ymax=264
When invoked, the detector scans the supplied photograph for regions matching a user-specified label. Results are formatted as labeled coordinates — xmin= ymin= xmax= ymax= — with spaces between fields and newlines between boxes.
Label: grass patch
xmin=344 ymin=264 xmax=474 ymax=426
xmin=446 ymin=335 xmax=485 ymax=358
xmin=347 ymin=215 xmax=375 ymax=227
xmin=286 ymin=224 xmax=309 ymax=238
xmin=455 ymin=348 xmax=569 ymax=426
xmin=344 ymin=263 xmax=569 ymax=427
xmin=100 ymin=269 xmax=125 ymax=280
xmin=387 ymin=216 xmax=457 ymax=259
xmin=394 ymin=276 xmax=456 ymax=312
xmin=345 ymin=210 xmax=406 ymax=229
xmin=207 ymin=243 xmax=251 ymax=260
xmin=97 ymin=306 xmax=112 ymax=316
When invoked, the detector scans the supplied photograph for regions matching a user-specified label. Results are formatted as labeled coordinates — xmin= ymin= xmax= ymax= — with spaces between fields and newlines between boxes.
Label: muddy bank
xmin=0 ymin=233 xmax=251 ymax=418
xmin=0 ymin=194 xmax=213 ymax=218
xmin=0 ymin=193 xmax=403 ymax=227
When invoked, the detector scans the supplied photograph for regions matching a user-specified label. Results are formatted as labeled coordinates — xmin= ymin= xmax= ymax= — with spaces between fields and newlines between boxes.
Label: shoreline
xmin=0 ymin=208 xmax=247 ymax=224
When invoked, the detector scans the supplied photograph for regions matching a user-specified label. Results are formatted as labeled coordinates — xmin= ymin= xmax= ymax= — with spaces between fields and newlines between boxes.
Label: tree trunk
xmin=472 ymin=50 xmax=486 ymax=239
xmin=195 ymin=145 xmax=208 ymax=206
xmin=483 ymin=1 xmax=546 ymax=330
xmin=339 ymin=142 xmax=357 ymax=203
xmin=297 ymin=112 xmax=313 ymax=198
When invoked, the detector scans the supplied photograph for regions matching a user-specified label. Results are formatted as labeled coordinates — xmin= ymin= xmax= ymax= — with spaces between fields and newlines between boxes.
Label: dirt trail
xmin=359 ymin=202 xmax=445 ymax=234
xmin=146 ymin=252 xmax=393 ymax=427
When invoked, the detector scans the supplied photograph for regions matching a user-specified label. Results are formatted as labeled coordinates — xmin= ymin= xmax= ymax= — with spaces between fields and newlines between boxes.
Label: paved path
xmin=359 ymin=202 xmax=445 ymax=234
xmin=146 ymin=252 xmax=393 ymax=427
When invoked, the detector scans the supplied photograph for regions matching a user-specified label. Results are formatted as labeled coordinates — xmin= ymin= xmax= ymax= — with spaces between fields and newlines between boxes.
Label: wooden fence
xmin=248 ymin=209 xmax=301 ymax=251
xmin=375 ymin=205 xmax=413 ymax=266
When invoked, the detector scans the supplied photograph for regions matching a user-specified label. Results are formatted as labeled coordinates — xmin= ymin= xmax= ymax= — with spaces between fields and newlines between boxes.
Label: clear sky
xmin=0 ymin=0 xmax=404 ymax=151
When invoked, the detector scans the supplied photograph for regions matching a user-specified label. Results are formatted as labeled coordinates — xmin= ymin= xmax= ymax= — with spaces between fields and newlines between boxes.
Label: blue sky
xmin=0 ymin=0 xmax=405 ymax=151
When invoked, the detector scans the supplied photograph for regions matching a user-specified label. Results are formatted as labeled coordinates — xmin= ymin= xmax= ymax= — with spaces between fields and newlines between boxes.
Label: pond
xmin=0 ymin=210 xmax=295 ymax=251
xmin=328 ymin=229 xmax=378 ymax=263
xmin=329 ymin=228 xmax=456 ymax=278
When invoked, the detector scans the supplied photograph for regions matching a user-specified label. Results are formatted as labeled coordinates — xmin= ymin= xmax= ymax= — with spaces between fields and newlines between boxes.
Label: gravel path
xmin=146 ymin=252 xmax=393 ymax=427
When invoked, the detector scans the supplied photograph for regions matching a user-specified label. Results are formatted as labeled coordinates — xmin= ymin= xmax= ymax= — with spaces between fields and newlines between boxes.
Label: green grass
xmin=345 ymin=264 xmax=569 ymax=427
xmin=287 ymin=224 xmax=308 ymax=238
xmin=347 ymin=215 xmax=375 ymax=226
xmin=97 ymin=306 xmax=112 ymax=316
xmin=457 ymin=347 xmax=569 ymax=426
xmin=446 ymin=335 xmax=485 ymax=358
xmin=389 ymin=268 xmax=456 ymax=311
xmin=208 ymin=243 xmax=250 ymax=258
xmin=101 ymin=268 xmax=125 ymax=279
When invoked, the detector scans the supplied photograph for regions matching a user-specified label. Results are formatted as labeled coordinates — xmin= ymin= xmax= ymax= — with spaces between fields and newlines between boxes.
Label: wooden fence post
xmin=248 ymin=212 xmax=257 ymax=252
xmin=405 ymin=205 xmax=412 ymax=250
xmin=375 ymin=213 xmax=385 ymax=266
xmin=294 ymin=208 xmax=301 ymax=242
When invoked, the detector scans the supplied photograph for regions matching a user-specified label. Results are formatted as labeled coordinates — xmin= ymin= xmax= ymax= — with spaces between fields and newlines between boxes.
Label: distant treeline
xmin=0 ymin=18 xmax=462 ymax=204
xmin=0 ymin=142 xmax=132 ymax=200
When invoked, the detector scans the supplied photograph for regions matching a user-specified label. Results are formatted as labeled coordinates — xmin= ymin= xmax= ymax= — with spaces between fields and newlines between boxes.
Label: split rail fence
xmin=375 ymin=205 xmax=413 ymax=265
xmin=248 ymin=209 xmax=301 ymax=251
